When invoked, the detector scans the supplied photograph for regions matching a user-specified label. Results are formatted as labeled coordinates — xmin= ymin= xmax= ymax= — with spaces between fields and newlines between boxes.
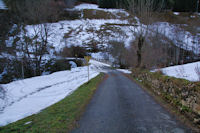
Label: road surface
xmin=71 ymin=71 xmax=192 ymax=133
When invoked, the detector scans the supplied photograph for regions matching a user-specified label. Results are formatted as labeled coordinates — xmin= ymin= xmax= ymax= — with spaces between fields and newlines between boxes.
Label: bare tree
xmin=0 ymin=85 xmax=7 ymax=111
xmin=197 ymin=0 xmax=199 ymax=13
xmin=195 ymin=65 xmax=200 ymax=81
xmin=14 ymin=0 xmax=61 ymax=76
xmin=128 ymin=0 xmax=164 ymax=67
xmin=21 ymin=24 xmax=53 ymax=76
xmin=109 ymin=40 xmax=129 ymax=68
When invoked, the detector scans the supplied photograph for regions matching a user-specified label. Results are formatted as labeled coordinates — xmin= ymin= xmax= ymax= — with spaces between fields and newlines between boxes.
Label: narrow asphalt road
xmin=71 ymin=71 xmax=192 ymax=133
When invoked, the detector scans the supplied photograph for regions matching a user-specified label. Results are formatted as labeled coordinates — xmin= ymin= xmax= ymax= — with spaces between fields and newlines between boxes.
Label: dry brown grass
xmin=82 ymin=9 xmax=131 ymax=20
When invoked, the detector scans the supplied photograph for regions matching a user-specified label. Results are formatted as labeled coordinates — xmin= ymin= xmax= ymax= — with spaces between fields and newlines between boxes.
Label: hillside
xmin=4 ymin=3 xmax=199 ymax=58
xmin=0 ymin=3 xmax=200 ymax=84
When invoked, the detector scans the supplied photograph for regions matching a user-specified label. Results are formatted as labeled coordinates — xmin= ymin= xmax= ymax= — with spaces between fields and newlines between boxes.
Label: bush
xmin=109 ymin=40 xmax=131 ymax=69
xmin=0 ymin=58 xmax=71 ymax=84
xmin=61 ymin=46 xmax=87 ymax=58
xmin=0 ymin=85 xmax=7 ymax=111
xmin=74 ymin=59 xmax=84 ymax=67
xmin=0 ymin=59 xmax=23 ymax=84
xmin=45 ymin=59 xmax=71 ymax=73
xmin=0 ymin=85 xmax=6 ymax=100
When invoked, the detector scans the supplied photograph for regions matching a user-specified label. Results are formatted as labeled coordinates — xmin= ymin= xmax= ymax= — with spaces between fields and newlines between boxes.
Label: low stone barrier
xmin=132 ymin=69 xmax=200 ymax=127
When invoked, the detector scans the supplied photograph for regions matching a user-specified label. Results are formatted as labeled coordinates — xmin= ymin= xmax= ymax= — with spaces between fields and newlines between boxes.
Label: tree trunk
xmin=137 ymin=36 xmax=144 ymax=67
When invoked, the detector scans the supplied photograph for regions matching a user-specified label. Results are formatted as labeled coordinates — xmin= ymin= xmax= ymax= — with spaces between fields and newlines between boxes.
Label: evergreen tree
xmin=98 ymin=0 xmax=116 ymax=8
xmin=98 ymin=0 xmax=198 ymax=12
xmin=173 ymin=0 xmax=197 ymax=12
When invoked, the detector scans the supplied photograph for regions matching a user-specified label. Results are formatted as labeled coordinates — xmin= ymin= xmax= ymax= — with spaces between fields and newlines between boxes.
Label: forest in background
xmin=3 ymin=0 xmax=200 ymax=12
xmin=78 ymin=0 xmax=200 ymax=12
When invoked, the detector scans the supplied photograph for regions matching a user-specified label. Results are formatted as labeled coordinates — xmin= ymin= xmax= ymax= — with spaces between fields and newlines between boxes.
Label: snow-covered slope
xmin=5 ymin=3 xmax=200 ymax=61
xmin=154 ymin=62 xmax=200 ymax=82
xmin=39 ymin=19 xmax=129 ymax=51
xmin=6 ymin=8 xmax=131 ymax=57
xmin=0 ymin=60 xmax=110 ymax=126
xmin=150 ymin=22 xmax=200 ymax=54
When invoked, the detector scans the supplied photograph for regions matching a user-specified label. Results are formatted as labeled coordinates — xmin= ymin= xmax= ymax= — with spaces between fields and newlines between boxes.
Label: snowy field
xmin=0 ymin=60 xmax=110 ymax=126
xmin=153 ymin=62 xmax=200 ymax=82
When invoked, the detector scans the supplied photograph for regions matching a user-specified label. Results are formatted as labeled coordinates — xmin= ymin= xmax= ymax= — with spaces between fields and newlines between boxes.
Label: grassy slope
xmin=0 ymin=73 xmax=104 ymax=133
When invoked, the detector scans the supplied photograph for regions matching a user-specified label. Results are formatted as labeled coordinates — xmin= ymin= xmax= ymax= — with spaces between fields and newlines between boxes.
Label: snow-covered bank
xmin=0 ymin=60 xmax=109 ymax=126
xmin=153 ymin=62 xmax=200 ymax=82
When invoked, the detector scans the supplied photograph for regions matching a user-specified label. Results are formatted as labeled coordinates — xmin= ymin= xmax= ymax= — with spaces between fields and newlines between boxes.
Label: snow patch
xmin=24 ymin=121 xmax=32 ymax=125
xmin=73 ymin=3 xmax=99 ymax=10
xmin=153 ymin=62 xmax=200 ymax=82
xmin=173 ymin=12 xmax=180 ymax=15
xmin=117 ymin=69 xmax=132 ymax=74
xmin=69 ymin=61 xmax=77 ymax=68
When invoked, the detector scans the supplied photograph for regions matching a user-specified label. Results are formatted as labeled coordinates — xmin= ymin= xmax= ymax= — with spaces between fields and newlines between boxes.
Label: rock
xmin=193 ymin=103 xmax=200 ymax=115
xmin=181 ymin=91 xmax=188 ymax=97
xmin=157 ymin=92 xmax=161 ymax=95
xmin=181 ymin=100 xmax=188 ymax=107
xmin=194 ymin=118 xmax=200 ymax=124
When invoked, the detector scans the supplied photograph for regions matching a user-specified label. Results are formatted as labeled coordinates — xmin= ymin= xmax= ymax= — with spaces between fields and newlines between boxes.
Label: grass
xmin=0 ymin=73 xmax=105 ymax=133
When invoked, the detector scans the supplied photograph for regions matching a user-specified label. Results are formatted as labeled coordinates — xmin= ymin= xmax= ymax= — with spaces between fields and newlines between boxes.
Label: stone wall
xmin=132 ymin=69 xmax=200 ymax=127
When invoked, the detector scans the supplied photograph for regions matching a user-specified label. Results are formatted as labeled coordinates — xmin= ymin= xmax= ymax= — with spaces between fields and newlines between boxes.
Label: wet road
xmin=71 ymin=71 xmax=192 ymax=133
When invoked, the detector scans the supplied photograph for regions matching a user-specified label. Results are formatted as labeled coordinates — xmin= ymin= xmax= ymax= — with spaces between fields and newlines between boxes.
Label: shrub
xmin=74 ymin=59 xmax=84 ymax=67
xmin=0 ymin=85 xmax=6 ymax=100
xmin=61 ymin=46 xmax=87 ymax=58
xmin=195 ymin=65 xmax=200 ymax=82
xmin=0 ymin=58 xmax=71 ymax=84
xmin=0 ymin=85 xmax=7 ymax=111
xmin=0 ymin=59 xmax=23 ymax=84
xmin=45 ymin=59 xmax=71 ymax=73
